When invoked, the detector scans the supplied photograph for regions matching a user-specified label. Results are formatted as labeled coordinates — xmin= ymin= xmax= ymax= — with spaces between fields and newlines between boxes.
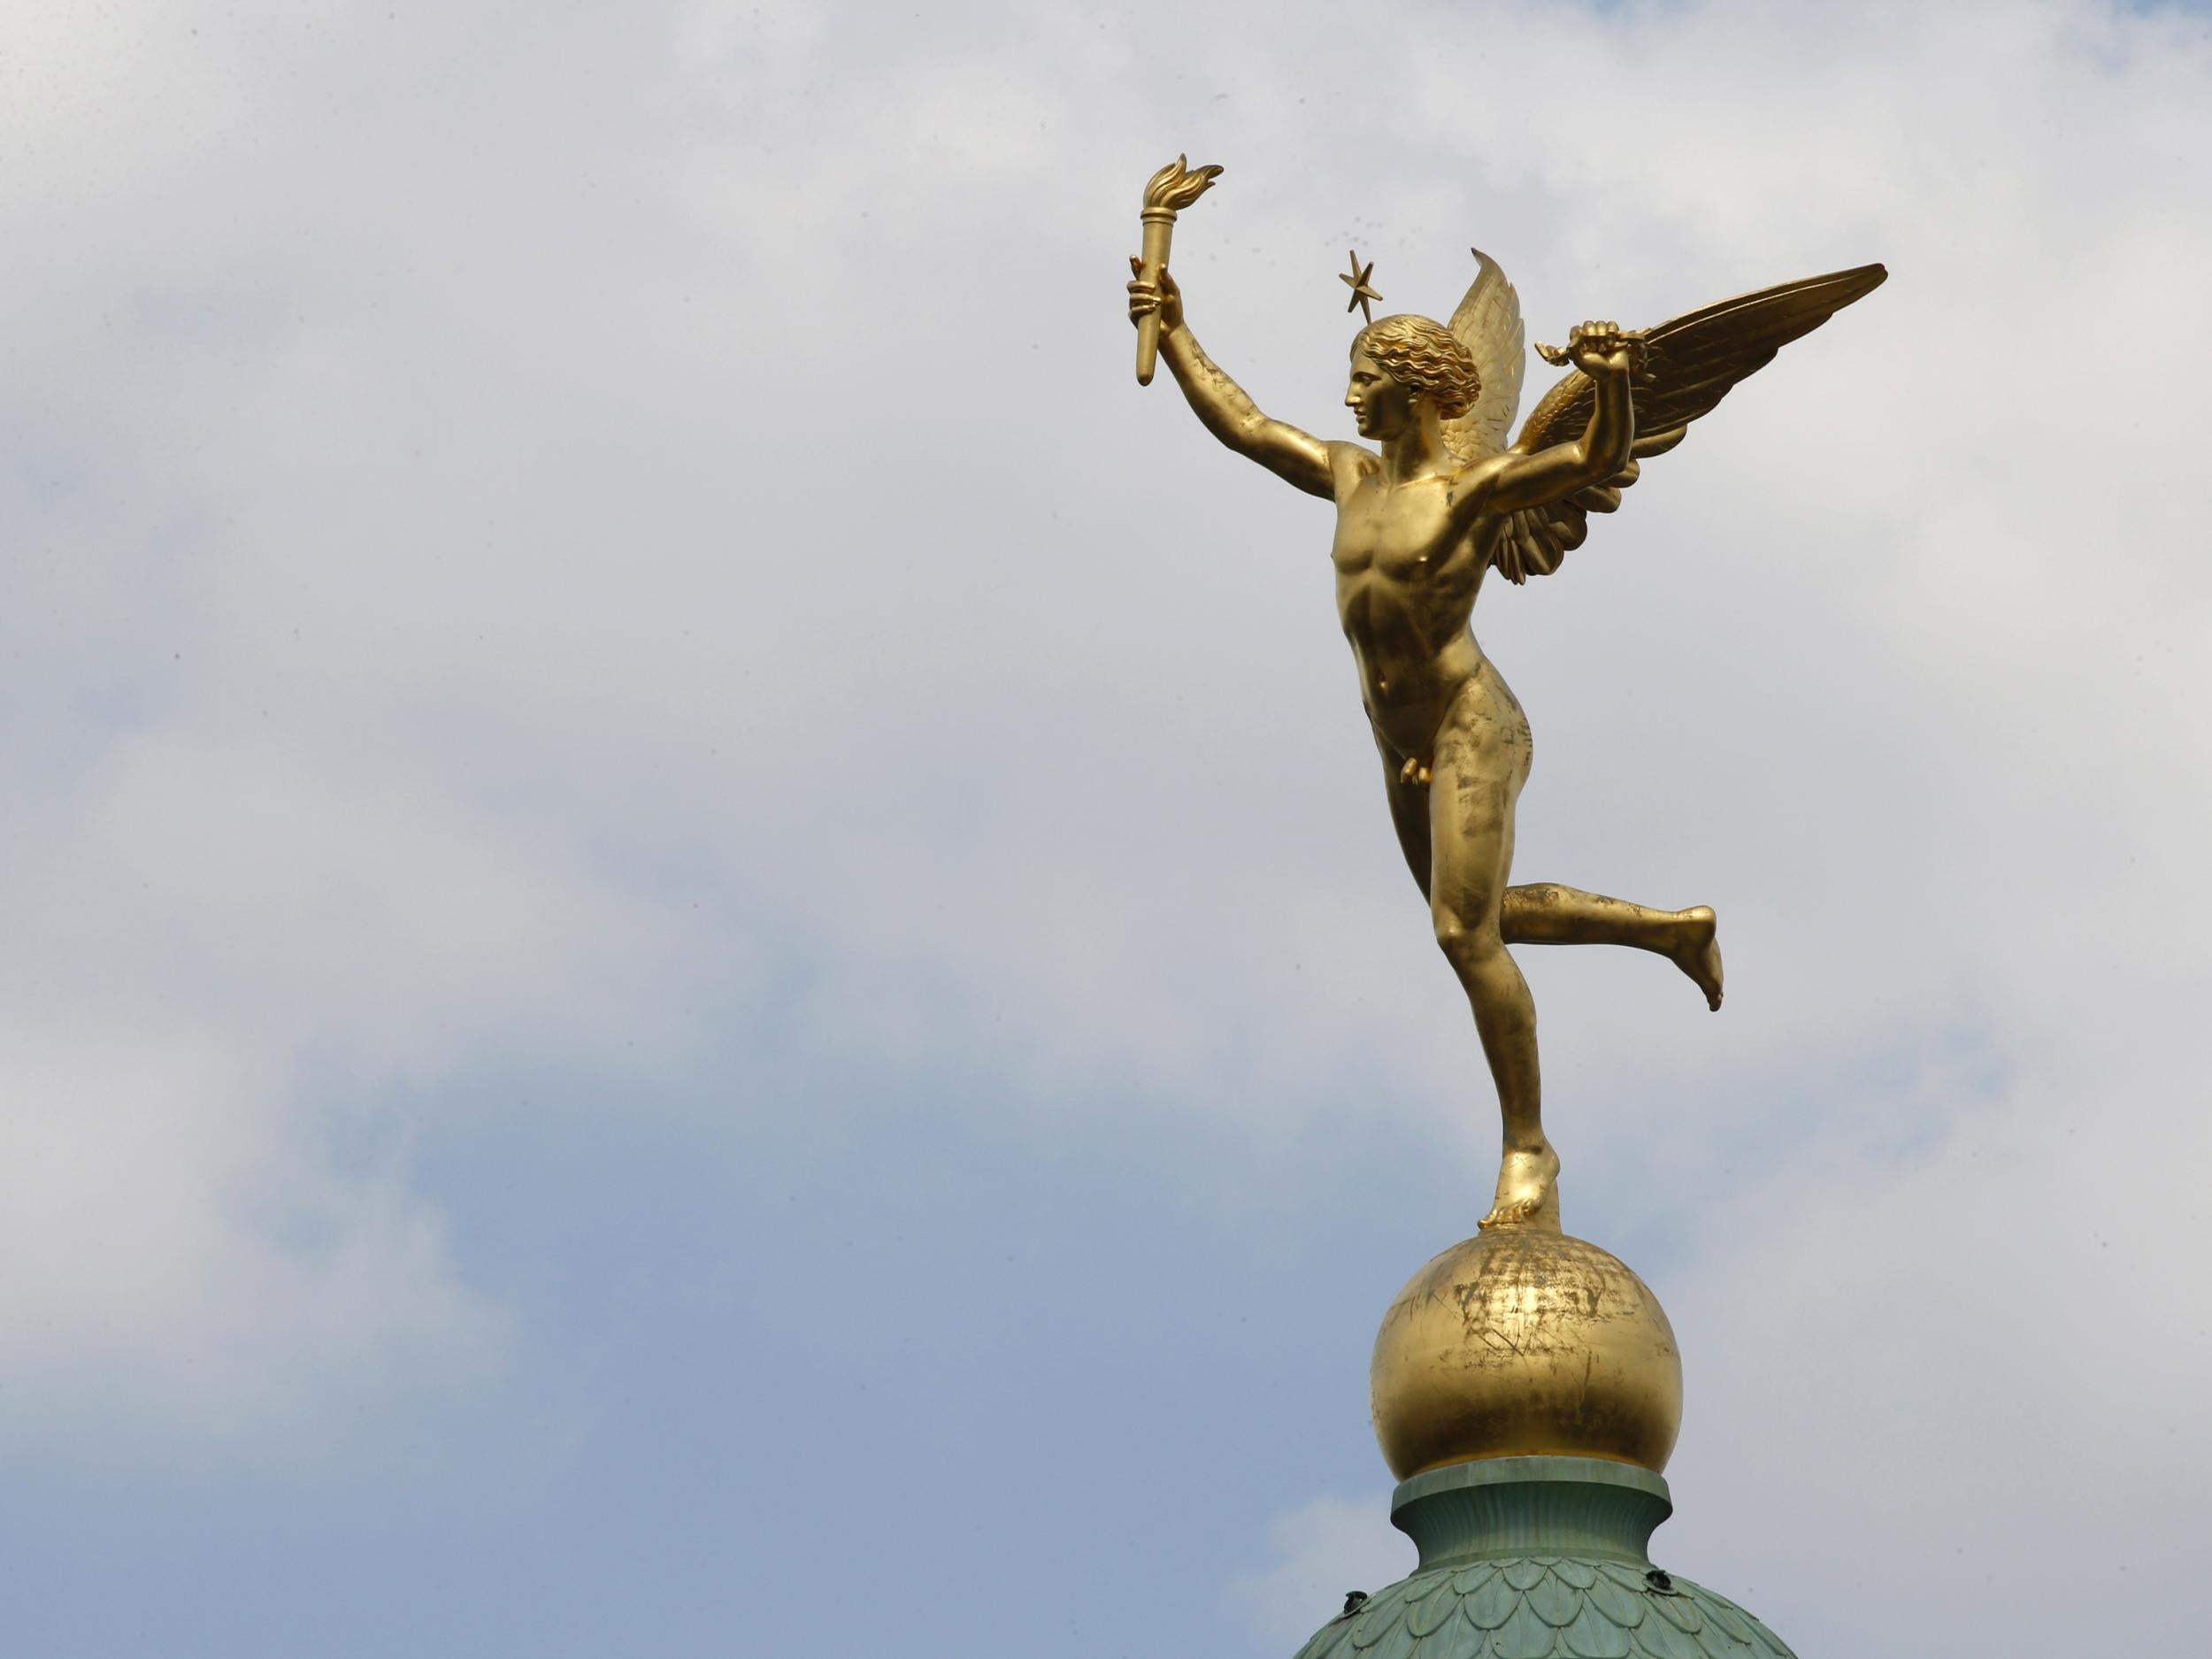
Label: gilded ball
xmin=1371 ymin=1229 xmax=1683 ymax=1479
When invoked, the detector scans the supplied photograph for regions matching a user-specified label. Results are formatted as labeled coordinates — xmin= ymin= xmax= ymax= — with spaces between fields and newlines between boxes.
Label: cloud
xmin=0 ymin=6 xmax=2208 ymax=1650
xmin=1225 ymin=1491 xmax=1413 ymax=1652
xmin=0 ymin=703 xmax=706 ymax=1451
xmin=0 ymin=1015 xmax=502 ymax=1460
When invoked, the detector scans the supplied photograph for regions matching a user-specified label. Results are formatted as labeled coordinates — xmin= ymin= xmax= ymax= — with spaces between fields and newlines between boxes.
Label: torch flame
xmin=1144 ymin=155 xmax=1225 ymax=212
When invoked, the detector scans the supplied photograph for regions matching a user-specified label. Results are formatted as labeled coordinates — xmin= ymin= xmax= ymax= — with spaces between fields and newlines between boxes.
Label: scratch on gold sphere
xmin=1371 ymin=1229 xmax=1682 ymax=1479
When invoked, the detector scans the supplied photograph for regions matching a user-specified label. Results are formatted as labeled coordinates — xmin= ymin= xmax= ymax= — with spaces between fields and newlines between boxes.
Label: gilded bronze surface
xmin=1128 ymin=160 xmax=1883 ymax=1232
xmin=1340 ymin=250 xmax=1383 ymax=324
xmin=1132 ymin=156 xmax=1221 ymax=386
xmin=1370 ymin=1231 xmax=1682 ymax=1478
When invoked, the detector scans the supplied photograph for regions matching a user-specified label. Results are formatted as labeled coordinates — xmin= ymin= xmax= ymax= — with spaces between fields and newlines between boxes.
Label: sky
xmin=2 ymin=0 xmax=2210 ymax=1653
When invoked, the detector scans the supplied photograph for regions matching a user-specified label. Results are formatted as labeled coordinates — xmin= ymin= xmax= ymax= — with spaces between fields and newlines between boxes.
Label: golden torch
xmin=1133 ymin=154 xmax=1223 ymax=386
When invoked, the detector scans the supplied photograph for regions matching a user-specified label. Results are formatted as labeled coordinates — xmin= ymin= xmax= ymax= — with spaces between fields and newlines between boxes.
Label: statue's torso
xmin=1331 ymin=466 xmax=1491 ymax=757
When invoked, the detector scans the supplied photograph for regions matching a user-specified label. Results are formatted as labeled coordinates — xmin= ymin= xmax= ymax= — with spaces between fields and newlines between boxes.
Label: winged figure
xmin=1127 ymin=238 xmax=1884 ymax=1230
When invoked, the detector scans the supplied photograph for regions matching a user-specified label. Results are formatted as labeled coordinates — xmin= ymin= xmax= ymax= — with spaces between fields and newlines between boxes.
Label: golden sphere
xmin=1371 ymin=1229 xmax=1682 ymax=1479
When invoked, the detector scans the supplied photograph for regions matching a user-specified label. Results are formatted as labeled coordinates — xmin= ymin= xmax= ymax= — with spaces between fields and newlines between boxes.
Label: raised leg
xmin=1502 ymin=885 xmax=1724 ymax=1010
xmin=1425 ymin=679 xmax=1556 ymax=1232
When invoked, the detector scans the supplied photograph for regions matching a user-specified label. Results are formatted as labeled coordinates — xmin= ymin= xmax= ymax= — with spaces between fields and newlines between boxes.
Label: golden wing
xmin=1491 ymin=263 xmax=1887 ymax=584
xmin=1440 ymin=248 xmax=1526 ymax=466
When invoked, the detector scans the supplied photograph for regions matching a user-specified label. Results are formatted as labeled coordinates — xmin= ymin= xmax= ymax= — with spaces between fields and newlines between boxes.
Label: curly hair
xmin=1351 ymin=314 xmax=1481 ymax=419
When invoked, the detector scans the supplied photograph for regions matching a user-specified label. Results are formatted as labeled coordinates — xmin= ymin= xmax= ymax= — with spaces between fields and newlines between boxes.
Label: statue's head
xmin=1347 ymin=314 xmax=1480 ymax=439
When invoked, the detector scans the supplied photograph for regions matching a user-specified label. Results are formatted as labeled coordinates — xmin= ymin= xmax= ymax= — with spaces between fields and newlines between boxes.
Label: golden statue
xmin=1127 ymin=159 xmax=1884 ymax=1233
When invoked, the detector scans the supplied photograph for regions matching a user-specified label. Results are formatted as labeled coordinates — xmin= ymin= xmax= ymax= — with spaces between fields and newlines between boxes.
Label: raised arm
xmin=1452 ymin=324 xmax=1640 ymax=532
xmin=1128 ymin=265 xmax=1334 ymax=500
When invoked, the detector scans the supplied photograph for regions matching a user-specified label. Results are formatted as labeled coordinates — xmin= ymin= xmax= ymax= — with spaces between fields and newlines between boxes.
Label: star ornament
xmin=1340 ymin=250 xmax=1382 ymax=324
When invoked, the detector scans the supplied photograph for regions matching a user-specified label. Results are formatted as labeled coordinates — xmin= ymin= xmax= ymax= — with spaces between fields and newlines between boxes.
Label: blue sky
xmin=3 ymin=1 xmax=2210 ymax=1654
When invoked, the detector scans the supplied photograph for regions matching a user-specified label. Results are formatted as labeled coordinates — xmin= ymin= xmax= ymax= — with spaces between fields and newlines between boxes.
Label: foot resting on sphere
xmin=1479 ymin=1140 xmax=1562 ymax=1231
xmin=1665 ymin=905 xmax=1724 ymax=1011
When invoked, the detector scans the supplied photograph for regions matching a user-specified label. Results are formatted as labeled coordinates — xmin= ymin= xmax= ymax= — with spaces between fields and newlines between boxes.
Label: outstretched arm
xmin=1129 ymin=265 xmax=1334 ymax=500
xmin=1452 ymin=324 xmax=1640 ymax=531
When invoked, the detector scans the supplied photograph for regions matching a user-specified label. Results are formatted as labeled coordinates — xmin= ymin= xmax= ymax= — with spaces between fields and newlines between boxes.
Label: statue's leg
xmin=1374 ymin=731 xmax=1432 ymax=902
xmin=1502 ymin=885 xmax=1724 ymax=1010
xmin=1427 ymin=677 xmax=1555 ymax=1232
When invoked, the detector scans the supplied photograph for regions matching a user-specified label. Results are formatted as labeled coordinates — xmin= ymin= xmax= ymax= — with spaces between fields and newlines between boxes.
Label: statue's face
xmin=1346 ymin=349 xmax=1417 ymax=440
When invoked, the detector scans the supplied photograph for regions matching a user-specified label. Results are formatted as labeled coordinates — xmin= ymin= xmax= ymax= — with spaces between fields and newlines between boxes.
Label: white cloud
xmin=0 ymin=710 xmax=699 ymax=1451
xmin=0 ymin=1016 xmax=501 ymax=1460
xmin=1225 ymin=1491 xmax=1412 ymax=1652
xmin=1 ymin=14 xmax=2209 ymax=1648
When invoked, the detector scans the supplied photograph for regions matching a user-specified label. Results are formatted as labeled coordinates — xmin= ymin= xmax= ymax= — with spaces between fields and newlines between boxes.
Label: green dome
xmin=1290 ymin=1457 xmax=1793 ymax=1659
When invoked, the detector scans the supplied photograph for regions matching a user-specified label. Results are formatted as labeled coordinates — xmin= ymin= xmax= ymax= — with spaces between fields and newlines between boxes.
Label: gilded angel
xmin=1128 ymin=234 xmax=1883 ymax=1230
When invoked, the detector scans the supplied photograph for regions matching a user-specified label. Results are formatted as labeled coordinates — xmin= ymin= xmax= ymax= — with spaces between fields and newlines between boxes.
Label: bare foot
xmin=1666 ymin=905 xmax=1724 ymax=1011
xmin=1479 ymin=1141 xmax=1562 ymax=1231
